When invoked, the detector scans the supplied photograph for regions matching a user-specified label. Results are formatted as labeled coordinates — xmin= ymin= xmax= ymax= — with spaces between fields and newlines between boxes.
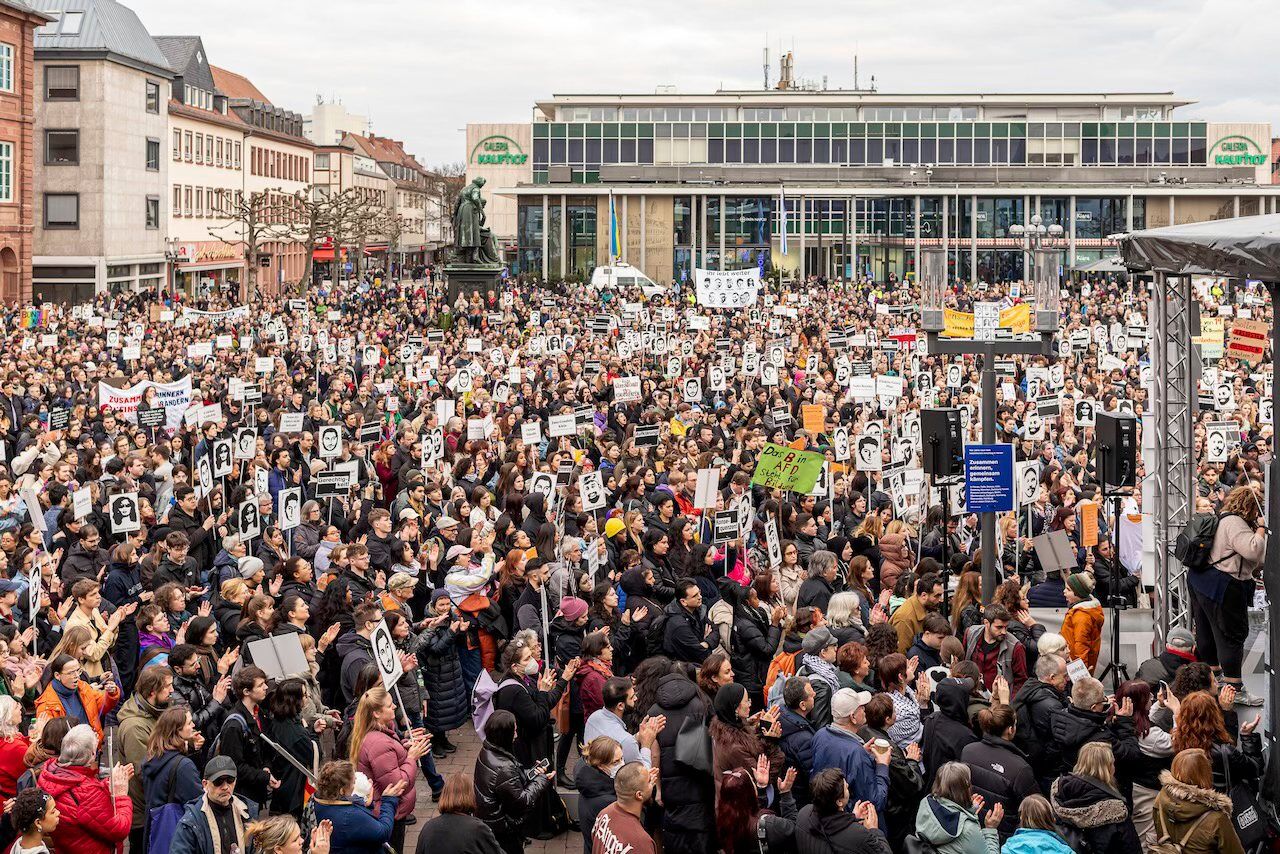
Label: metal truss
xmin=1149 ymin=272 xmax=1196 ymax=641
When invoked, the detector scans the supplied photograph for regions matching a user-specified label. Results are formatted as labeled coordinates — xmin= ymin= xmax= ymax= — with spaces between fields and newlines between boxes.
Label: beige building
xmin=303 ymin=97 xmax=367 ymax=146
xmin=465 ymin=122 xmax=532 ymax=262
xmin=33 ymin=0 xmax=171 ymax=300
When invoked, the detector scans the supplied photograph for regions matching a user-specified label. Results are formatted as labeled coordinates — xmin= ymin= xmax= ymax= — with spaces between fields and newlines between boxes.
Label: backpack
xmin=1150 ymin=808 xmax=1216 ymax=854
xmin=764 ymin=649 xmax=800 ymax=709
xmin=145 ymin=754 xmax=186 ymax=854
xmin=902 ymin=835 xmax=940 ymax=854
xmin=210 ymin=712 xmax=248 ymax=760
xmin=471 ymin=672 xmax=520 ymax=735
xmin=1173 ymin=512 xmax=1235 ymax=572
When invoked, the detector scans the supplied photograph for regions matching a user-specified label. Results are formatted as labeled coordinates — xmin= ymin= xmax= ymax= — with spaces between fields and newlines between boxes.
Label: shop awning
xmin=312 ymin=248 xmax=336 ymax=262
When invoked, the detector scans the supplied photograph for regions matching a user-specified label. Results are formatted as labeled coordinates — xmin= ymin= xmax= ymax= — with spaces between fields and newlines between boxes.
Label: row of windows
xmin=250 ymin=146 xmax=307 ymax=182
xmin=174 ymin=130 xmax=242 ymax=169
xmin=173 ymin=184 xmax=236 ymax=219
xmin=535 ymin=120 xmax=1210 ymax=140
xmin=43 ymin=129 xmax=161 ymax=171
xmin=40 ymin=64 xmax=162 ymax=113
xmin=555 ymin=105 xmax=988 ymax=122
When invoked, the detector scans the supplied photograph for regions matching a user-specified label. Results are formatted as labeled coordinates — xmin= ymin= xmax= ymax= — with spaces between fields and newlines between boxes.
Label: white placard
xmin=548 ymin=413 xmax=577 ymax=438
xmin=579 ymin=471 xmax=606 ymax=511
xmin=278 ymin=487 xmax=302 ymax=531
xmin=317 ymin=425 xmax=342 ymax=459
xmin=521 ymin=421 xmax=543 ymax=446
xmin=72 ymin=487 xmax=92 ymax=520
xmin=613 ymin=376 xmax=642 ymax=404
xmin=694 ymin=467 xmax=721 ymax=510
xmin=370 ymin=619 xmax=404 ymax=688
xmin=108 ymin=492 xmax=140 ymax=534
xmin=694 ymin=268 xmax=761 ymax=308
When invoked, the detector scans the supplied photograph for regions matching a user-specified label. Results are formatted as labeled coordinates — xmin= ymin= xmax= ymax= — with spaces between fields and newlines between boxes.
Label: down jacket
xmin=474 ymin=740 xmax=552 ymax=837
xmin=355 ymin=727 xmax=418 ymax=820
xmin=37 ymin=761 xmax=133 ymax=854
xmin=419 ymin=623 xmax=467 ymax=732
xmin=647 ymin=672 xmax=713 ymax=837
xmin=1050 ymin=772 xmax=1142 ymax=854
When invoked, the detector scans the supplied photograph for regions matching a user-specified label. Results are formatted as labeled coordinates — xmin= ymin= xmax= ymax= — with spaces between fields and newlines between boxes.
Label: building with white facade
xmin=304 ymin=97 xmax=367 ymax=146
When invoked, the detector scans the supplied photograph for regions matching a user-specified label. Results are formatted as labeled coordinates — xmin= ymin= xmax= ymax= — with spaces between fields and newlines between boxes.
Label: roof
xmin=0 ymin=0 xmax=55 ymax=21
xmin=34 ymin=0 xmax=171 ymax=76
xmin=167 ymin=98 xmax=246 ymax=133
xmin=363 ymin=134 xmax=426 ymax=173
xmin=1120 ymin=213 xmax=1280 ymax=279
xmin=211 ymin=65 xmax=268 ymax=104
xmin=152 ymin=35 xmax=213 ymax=90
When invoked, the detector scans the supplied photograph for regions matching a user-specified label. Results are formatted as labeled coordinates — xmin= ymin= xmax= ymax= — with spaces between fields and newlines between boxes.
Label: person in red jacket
xmin=576 ymin=631 xmax=615 ymax=724
xmin=0 ymin=695 xmax=29 ymax=800
xmin=36 ymin=724 xmax=132 ymax=854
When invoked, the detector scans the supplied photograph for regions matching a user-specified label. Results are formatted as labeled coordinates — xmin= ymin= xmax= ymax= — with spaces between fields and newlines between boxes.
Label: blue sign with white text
xmin=964 ymin=444 xmax=1014 ymax=513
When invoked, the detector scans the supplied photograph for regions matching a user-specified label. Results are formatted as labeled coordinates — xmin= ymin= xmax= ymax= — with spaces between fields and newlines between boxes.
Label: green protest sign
xmin=750 ymin=442 xmax=826 ymax=493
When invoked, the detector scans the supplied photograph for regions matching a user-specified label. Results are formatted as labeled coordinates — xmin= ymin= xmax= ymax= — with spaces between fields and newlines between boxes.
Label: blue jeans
xmin=458 ymin=645 xmax=482 ymax=696
xmin=404 ymin=707 xmax=444 ymax=794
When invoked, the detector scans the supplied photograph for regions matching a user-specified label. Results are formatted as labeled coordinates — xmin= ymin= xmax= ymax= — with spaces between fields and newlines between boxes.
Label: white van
xmin=590 ymin=263 xmax=665 ymax=296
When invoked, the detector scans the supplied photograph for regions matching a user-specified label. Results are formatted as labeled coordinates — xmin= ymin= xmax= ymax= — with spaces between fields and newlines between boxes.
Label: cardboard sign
xmin=694 ymin=467 xmax=721 ymax=510
xmin=1080 ymin=500 xmax=1099 ymax=548
xmin=109 ymin=492 xmax=141 ymax=534
xmin=801 ymin=405 xmax=826 ymax=436
xmin=278 ymin=487 xmax=302 ymax=531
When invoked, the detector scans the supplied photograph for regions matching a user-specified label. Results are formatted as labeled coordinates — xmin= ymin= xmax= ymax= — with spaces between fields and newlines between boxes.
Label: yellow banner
xmin=999 ymin=303 xmax=1031 ymax=333
xmin=943 ymin=308 xmax=974 ymax=338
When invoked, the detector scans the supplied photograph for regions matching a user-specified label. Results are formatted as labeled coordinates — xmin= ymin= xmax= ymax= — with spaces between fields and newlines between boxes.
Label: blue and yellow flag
xmin=609 ymin=192 xmax=620 ymax=261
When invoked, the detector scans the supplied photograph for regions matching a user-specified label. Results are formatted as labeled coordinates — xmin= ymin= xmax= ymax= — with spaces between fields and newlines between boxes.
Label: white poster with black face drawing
xmin=1262 ymin=398 xmax=1273 ymax=425
xmin=833 ymin=426 xmax=850 ymax=462
xmin=1114 ymin=399 xmax=1135 ymax=416
xmin=761 ymin=363 xmax=779 ymax=387
xmin=109 ymin=492 xmax=141 ymax=534
xmin=1049 ymin=364 xmax=1065 ymax=390
xmin=528 ymin=472 xmax=555 ymax=507
xmin=1025 ymin=409 xmax=1046 ymax=441
xmin=318 ymin=425 xmax=342 ymax=459
xmin=361 ymin=345 xmax=379 ymax=368
xmin=1205 ymin=421 xmax=1234 ymax=463
xmin=278 ymin=487 xmax=302 ymax=531
xmin=665 ymin=357 xmax=681 ymax=380
xmin=253 ymin=466 xmax=269 ymax=497
xmin=234 ymin=428 xmax=256 ymax=461
xmin=894 ymin=436 xmax=914 ymax=466
xmin=835 ymin=364 xmax=851 ymax=387
xmin=425 ymin=427 xmax=445 ymax=463
xmin=579 ymin=471 xmax=606 ymax=511
xmin=946 ymin=363 xmax=963 ymax=389
xmin=743 ymin=352 xmax=760 ymax=378
xmin=1214 ymin=384 xmax=1235 ymax=411
xmin=708 ymin=365 xmax=726 ymax=392
xmin=768 ymin=343 xmax=786 ymax=368
xmin=371 ymin=619 xmax=403 ymax=689
xmin=1074 ymin=398 xmax=1097 ymax=426
xmin=197 ymin=455 xmax=214 ymax=499
xmin=765 ymin=517 xmax=782 ymax=569
xmin=736 ymin=496 xmax=752 ymax=541
xmin=1016 ymin=461 xmax=1040 ymax=506
xmin=212 ymin=440 xmax=233 ymax=479
xmin=238 ymin=499 xmax=262 ymax=541
xmin=1026 ymin=375 xmax=1044 ymax=400
xmin=855 ymin=432 xmax=882 ymax=472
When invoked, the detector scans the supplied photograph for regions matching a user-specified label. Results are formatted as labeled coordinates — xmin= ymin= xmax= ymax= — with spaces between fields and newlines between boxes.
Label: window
xmin=172 ymin=129 xmax=181 ymax=160
xmin=172 ymin=184 xmax=181 ymax=215
xmin=44 ymin=130 xmax=78 ymax=165
xmin=43 ymin=193 xmax=78 ymax=228
xmin=315 ymin=152 xmax=329 ymax=170
xmin=145 ymin=195 xmax=159 ymax=229
xmin=146 ymin=80 xmax=160 ymax=113
xmin=59 ymin=11 xmax=83 ymax=34
xmin=195 ymin=187 xmax=203 ymax=217
xmin=215 ymin=138 xmax=222 ymax=166
xmin=183 ymin=131 xmax=192 ymax=161
xmin=183 ymin=186 xmax=191 ymax=216
xmin=44 ymin=65 xmax=79 ymax=100
xmin=195 ymin=134 xmax=202 ymax=164
xmin=0 ymin=44 xmax=12 ymax=93
xmin=0 ymin=142 xmax=10 ymax=203
xmin=146 ymin=138 xmax=159 ymax=171
xmin=205 ymin=135 xmax=213 ymax=163
xmin=234 ymin=142 xmax=241 ymax=169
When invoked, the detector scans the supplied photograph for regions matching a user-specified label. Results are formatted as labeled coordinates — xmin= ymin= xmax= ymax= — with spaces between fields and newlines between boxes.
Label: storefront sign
xmin=470 ymin=135 xmax=528 ymax=166
xmin=1210 ymin=135 xmax=1266 ymax=167
xmin=176 ymin=242 xmax=241 ymax=264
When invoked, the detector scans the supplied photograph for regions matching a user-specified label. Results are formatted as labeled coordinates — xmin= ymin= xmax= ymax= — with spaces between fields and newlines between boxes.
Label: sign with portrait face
xmin=318 ymin=425 xmax=342 ymax=459
xmin=855 ymin=432 xmax=882 ymax=472
xmin=278 ymin=487 xmax=302 ymax=531
xmin=109 ymin=492 xmax=140 ymax=534
xmin=1205 ymin=421 xmax=1234 ymax=463
xmin=832 ymin=426 xmax=850 ymax=462
xmin=1016 ymin=461 xmax=1040 ymax=506
xmin=370 ymin=619 xmax=404 ymax=689
xmin=212 ymin=440 xmax=233 ymax=478
xmin=1074 ymin=398 xmax=1097 ymax=426
xmin=238 ymin=499 xmax=262 ymax=540
xmin=579 ymin=471 xmax=606 ymax=511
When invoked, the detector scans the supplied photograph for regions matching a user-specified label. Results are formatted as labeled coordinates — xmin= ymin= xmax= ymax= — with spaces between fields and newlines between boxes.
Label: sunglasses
xmin=210 ymin=776 xmax=236 ymax=786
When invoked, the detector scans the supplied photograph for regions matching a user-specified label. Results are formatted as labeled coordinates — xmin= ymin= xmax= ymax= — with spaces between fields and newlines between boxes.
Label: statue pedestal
xmin=443 ymin=264 xmax=502 ymax=305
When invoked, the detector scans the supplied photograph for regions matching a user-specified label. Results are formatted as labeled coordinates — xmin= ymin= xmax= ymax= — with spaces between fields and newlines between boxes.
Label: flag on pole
xmin=609 ymin=191 xmax=620 ymax=261
xmin=778 ymin=186 xmax=788 ymax=256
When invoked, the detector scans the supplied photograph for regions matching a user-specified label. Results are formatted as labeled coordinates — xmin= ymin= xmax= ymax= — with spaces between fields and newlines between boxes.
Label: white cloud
xmin=126 ymin=0 xmax=1277 ymax=165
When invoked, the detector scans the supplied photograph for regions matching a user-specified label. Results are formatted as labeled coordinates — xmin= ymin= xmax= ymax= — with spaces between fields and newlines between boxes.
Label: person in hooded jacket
xmin=620 ymin=567 xmax=662 ymax=662
xmin=793 ymin=767 xmax=891 ymax=854
xmin=960 ymin=704 xmax=1037 ymax=839
xmin=922 ymin=678 xmax=979 ymax=789
xmin=1049 ymin=742 xmax=1142 ymax=854
xmin=1000 ymin=795 xmax=1075 ymax=854
xmin=1151 ymin=747 xmax=1244 ymax=854
xmin=914 ymin=761 xmax=1001 ymax=854
xmin=726 ymin=580 xmax=784 ymax=711
xmin=418 ymin=591 xmax=468 ymax=750
xmin=647 ymin=668 xmax=714 ymax=854
xmin=520 ymin=492 xmax=548 ymax=540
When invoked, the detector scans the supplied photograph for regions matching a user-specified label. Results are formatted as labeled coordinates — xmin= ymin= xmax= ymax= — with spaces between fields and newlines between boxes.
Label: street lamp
xmin=919 ymin=239 xmax=1061 ymax=603
xmin=163 ymin=237 xmax=181 ymax=298
xmin=1009 ymin=213 xmax=1065 ymax=330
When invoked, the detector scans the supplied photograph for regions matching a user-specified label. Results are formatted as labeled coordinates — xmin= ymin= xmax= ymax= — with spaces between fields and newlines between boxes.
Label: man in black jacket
xmin=661 ymin=579 xmax=712 ymax=664
xmin=166 ymin=486 xmax=219 ymax=572
xmin=1048 ymin=675 xmax=1142 ymax=780
xmin=59 ymin=525 xmax=109 ymax=585
xmin=153 ymin=531 xmax=201 ymax=590
xmin=1013 ymin=653 xmax=1068 ymax=788
xmin=779 ymin=677 xmax=817 ymax=807
xmin=214 ymin=666 xmax=278 ymax=807
xmin=1135 ymin=627 xmax=1197 ymax=689
xmin=171 ymin=644 xmax=231 ymax=752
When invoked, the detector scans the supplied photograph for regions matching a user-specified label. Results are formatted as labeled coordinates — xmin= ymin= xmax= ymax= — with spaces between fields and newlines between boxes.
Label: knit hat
xmin=558 ymin=596 xmax=588 ymax=622
xmin=604 ymin=517 xmax=626 ymax=539
xmin=1066 ymin=572 xmax=1095 ymax=599
xmin=237 ymin=556 xmax=264 ymax=579
xmin=430 ymin=588 xmax=451 ymax=604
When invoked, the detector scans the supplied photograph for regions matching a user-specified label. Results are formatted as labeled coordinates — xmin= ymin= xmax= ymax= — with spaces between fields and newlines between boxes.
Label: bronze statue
xmin=453 ymin=176 xmax=500 ymax=265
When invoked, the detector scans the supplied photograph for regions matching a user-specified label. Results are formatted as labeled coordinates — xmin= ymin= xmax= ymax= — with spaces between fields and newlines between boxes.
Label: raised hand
xmin=752 ymin=754 xmax=770 ymax=789
xmin=777 ymin=767 xmax=797 ymax=794
xmin=985 ymin=801 xmax=1005 ymax=829
xmin=309 ymin=820 xmax=333 ymax=854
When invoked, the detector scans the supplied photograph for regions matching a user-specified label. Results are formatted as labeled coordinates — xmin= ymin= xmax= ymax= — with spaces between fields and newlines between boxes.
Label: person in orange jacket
xmin=34 ymin=653 xmax=121 ymax=741
xmin=1060 ymin=572 xmax=1104 ymax=673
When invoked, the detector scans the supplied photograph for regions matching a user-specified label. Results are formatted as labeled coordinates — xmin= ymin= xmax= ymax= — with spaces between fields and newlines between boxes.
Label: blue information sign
xmin=964 ymin=444 xmax=1014 ymax=513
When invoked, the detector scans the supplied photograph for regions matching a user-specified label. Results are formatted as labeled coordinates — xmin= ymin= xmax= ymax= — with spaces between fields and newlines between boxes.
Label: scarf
xmin=51 ymin=679 xmax=87 ymax=724
xmin=802 ymin=654 xmax=840 ymax=692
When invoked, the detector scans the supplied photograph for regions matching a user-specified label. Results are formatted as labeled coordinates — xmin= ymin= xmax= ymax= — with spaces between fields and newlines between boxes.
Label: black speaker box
xmin=1096 ymin=412 xmax=1137 ymax=488
xmin=922 ymin=408 xmax=964 ymax=477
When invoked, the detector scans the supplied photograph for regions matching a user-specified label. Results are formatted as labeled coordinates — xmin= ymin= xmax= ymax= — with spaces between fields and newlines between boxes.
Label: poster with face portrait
xmin=318 ymin=425 xmax=342 ymax=459
xmin=371 ymin=619 xmax=404 ymax=689
xmin=212 ymin=440 xmax=233 ymax=479
xmin=1205 ymin=421 xmax=1235 ymax=463
xmin=1016 ymin=461 xmax=1040 ymax=506
xmin=855 ymin=432 xmax=882 ymax=472
xmin=1074 ymin=398 xmax=1097 ymax=427
xmin=278 ymin=487 xmax=302 ymax=531
xmin=235 ymin=428 xmax=257 ymax=461
xmin=946 ymin=363 xmax=963 ymax=389
xmin=238 ymin=499 xmax=262 ymax=541
xmin=109 ymin=492 xmax=141 ymax=534
xmin=1024 ymin=409 xmax=1046 ymax=441
xmin=832 ymin=426 xmax=850 ymax=462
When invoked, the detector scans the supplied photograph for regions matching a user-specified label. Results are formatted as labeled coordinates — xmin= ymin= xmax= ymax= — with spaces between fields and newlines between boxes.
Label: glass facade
xmin=533 ymin=119 xmax=1209 ymax=181
xmin=567 ymin=201 xmax=596 ymax=281
xmin=516 ymin=201 xmax=544 ymax=278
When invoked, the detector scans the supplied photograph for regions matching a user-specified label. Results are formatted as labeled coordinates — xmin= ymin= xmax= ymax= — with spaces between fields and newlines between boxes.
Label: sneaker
xmin=431 ymin=743 xmax=449 ymax=758
xmin=1234 ymin=686 xmax=1265 ymax=706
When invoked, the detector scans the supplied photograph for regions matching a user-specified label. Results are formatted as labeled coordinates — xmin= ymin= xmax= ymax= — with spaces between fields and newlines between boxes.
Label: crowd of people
xmin=0 ymin=268 xmax=1267 ymax=854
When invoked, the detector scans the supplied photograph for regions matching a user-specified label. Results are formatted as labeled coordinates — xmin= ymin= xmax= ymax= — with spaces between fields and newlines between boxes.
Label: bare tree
xmin=429 ymin=162 xmax=466 ymax=259
xmin=208 ymin=189 xmax=289 ymax=300
xmin=270 ymin=185 xmax=368 ymax=293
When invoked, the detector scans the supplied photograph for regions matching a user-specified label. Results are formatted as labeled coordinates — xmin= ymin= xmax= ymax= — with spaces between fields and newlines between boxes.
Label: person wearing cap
xmin=1136 ymin=627 xmax=1197 ymax=690
xmin=0 ymin=578 xmax=21 ymax=628
xmin=1059 ymin=572 xmax=1103 ymax=673
xmin=796 ymin=626 xmax=843 ymax=729
xmin=236 ymin=555 xmax=266 ymax=591
xmin=810 ymin=687 xmax=890 ymax=816
xmin=167 ymin=754 xmax=259 ymax=854
xmin=428 ymin=515 xmax=462 ymax=584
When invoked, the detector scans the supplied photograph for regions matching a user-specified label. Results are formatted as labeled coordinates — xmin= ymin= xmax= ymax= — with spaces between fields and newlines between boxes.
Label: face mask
xmin=606 ymin=762 xmax=623 ymax=778
xmin=523 ymin=660 xmax=539 ymax=676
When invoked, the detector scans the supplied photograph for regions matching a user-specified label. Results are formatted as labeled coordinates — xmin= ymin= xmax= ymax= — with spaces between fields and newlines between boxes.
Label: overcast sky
xmin=127 ymin=0 xmax=1275 ymax=167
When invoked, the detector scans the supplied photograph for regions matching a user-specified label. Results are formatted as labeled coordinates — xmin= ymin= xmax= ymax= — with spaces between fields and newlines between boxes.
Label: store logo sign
xmin=1210 ymin=135 xmax=1266 ymax=167
xmin=471 ymin=135 xmax=528 ymax=166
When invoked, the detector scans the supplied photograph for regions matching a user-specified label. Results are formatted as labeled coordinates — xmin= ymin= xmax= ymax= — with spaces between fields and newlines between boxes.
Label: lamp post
xmin=920 ymin=226 xmax=1062 ymax=602
xmin=163 ymin=237 xmax=180 ymax=299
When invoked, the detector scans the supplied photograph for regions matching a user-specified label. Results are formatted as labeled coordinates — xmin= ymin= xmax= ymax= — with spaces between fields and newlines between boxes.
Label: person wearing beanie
xmin=237 ymin=555 xmax=266 ymax=588
xmin=1060 ymin=572 xmax=1104 ymax=672
xmin=550 ymin=594 xmax=591 ymax=787
xmin=1136 ymin=627 xmax=1198 ymax=690
xmin=604 ymin=516 xmax=626 ymax=540
xmin=420 ymin=588 xmax=467 ymax=758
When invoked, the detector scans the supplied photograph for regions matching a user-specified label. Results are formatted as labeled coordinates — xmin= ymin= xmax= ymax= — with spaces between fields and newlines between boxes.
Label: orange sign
xmin=1080 ymin=501 xmax=1099 ymax=548
xmin=802 ymin=404 xmax=826 ymax=435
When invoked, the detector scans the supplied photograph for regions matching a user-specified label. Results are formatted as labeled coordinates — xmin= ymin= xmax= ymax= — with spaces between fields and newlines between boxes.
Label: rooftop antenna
xmin=854 ymin=52 xmax=859 ymax=90
xmin=763 ymin=43 xmax=769 ymax=89
xmin=870 ymin=73 xmax=877 ymax=92
xmin=822 ymin=74 xmax=828 ymax=90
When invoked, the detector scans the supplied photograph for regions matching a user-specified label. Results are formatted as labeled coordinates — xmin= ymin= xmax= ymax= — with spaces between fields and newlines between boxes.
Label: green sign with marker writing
xmin=751 ymin=443 xmax=826 ymax=493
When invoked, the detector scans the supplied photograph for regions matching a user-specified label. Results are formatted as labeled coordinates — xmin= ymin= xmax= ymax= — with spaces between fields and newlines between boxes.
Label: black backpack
xmin=1173 ymin=512 xmax=1232 ymax=572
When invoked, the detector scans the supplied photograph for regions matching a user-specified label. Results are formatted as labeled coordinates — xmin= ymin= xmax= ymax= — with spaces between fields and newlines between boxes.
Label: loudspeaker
xmin=1096 ymin=412 xmax=1137 ymax=488
xmin=921 ymin=408 xmax=964 ymax=477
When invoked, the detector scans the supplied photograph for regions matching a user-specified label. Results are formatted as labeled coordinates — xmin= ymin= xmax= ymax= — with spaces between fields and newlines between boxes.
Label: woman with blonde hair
xmin=574 ymin=737 xmax=622 ymax=854
xmin=245 ymin=814 xmax=332 ymax=854
xmin=1151 ymin=748 xmax=1244 ymax=854
xmin=1050 ymin=742 xmax=1141 ymax=854
xmin=347 ymin=687 xmax=431 ymax=853
xmin=1000 ymin=794 xmax=1073 ymax=853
